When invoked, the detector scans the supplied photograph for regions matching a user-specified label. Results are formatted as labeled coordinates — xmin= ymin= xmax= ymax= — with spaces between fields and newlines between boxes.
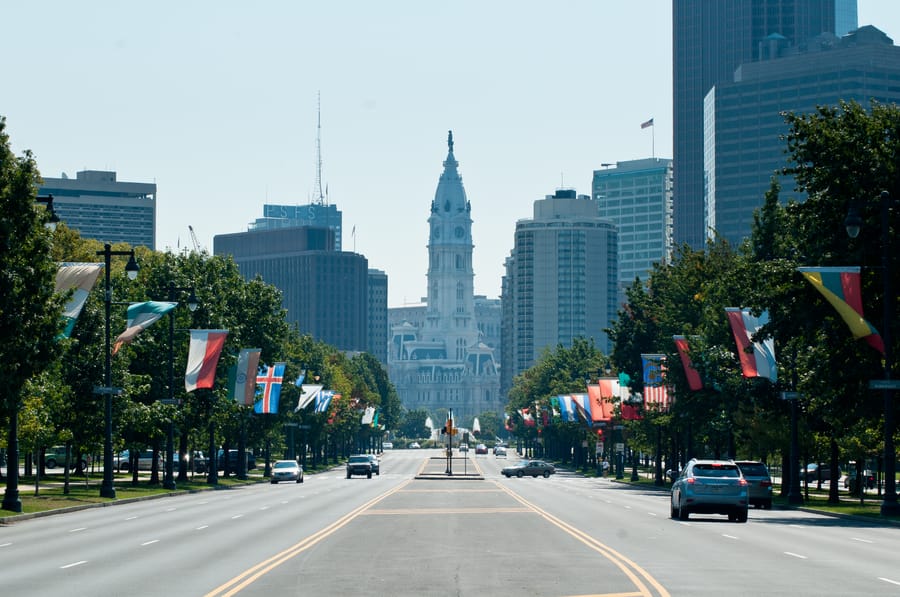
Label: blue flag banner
xmin=254 ymin=362 xmax=285 ymax=414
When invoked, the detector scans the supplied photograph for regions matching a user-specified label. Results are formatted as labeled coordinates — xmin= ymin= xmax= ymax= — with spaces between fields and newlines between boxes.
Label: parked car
xmin=346 ymin=455 xmax=373 ymax=479
xmin=735 ymin=460 xmax=773 ymax=509
xmin=382 ymin=442 xmax=393 ymax=450
xmin=174 ymin=451 xmax=207 ymax=474
xmin=494 ymin=446 xmax=508 ymax=458
xmin=44 ymin=446 xmax=90 ymax=470
xmin=844 ymin=469 xmax=876 ymax=491
xmin=409 ymin=442 xmax=421 ymax=449
xmin=670 ymin=459 xmax=749 ymax=522
xmin=217 ymin=449 xmax=256 ymax=472
xmin=475 ymin=444 xmax=488 ymax=455
xmin=270 ymin=460 xmax=303 ymax=483
xmin=459 ymin=443 xmax=469 ymax=452
xmin=502 ymin=460 xmax=555 ymax=478
xmin=117 ymin=449 xmax=158 ymax=472
xmin=804 ymin=463 xmax=841 ymax=483
xmin=366 ymin=454 xmax=380 ymax=475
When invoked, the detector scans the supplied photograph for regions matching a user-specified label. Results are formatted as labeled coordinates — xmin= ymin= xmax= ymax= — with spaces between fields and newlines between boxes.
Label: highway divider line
xmin=204 ymin=480 xmax=411 ymax=597
xmin=496 ymin=482 xmax=670 ymax=597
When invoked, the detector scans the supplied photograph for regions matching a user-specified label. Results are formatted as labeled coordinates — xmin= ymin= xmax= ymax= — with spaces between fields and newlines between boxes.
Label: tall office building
xmin=213 ymin=226 xmax=369 ymax=354
xmin=592 ymin=158 xmax=673 ymax=301
xmin=388 ymin=133 xmax=502 ymax=423
xmin=502 ymin=189 xmax=618 ymax=389
xmin=705 ymin=25 xmax=900 ymax=245
xmin=39 ymin=170 xmax=156 ymax=249
xmin=673 ymin=0 xmax=852 ymax=249
xmin=367 ymin=268 xmax=388 ymax=365
xmin=250 ymin=203 xmax=343 ymax=251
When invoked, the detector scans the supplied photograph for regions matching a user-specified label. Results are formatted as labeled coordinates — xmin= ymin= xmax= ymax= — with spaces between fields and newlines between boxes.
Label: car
xmin=270 ymin=460 xmax=303 ymax=483
xmin=493 ymin=446 xmax=507 ymax=458
xmin=382 ymin=442 xmax=393 ymax=450
xmin=346 ymin=455 xmax=373 ymax=479
xmin=117 ymin=449 xmax=158 ymax=472
xmin=409 ymin=442 xmax=421 ymax=449
xmin=217 ymin=449 xmax=256 ymax=472
xmin=843 ymin=469 xmax=876 ymax=491
xmin=366 ymin=454 xmax=380 ymax=475
xmin=804 ymin=463 xmax=841 ymax=483
xmin=502 ymin=460 xmax=555 ymax=478
xmin=734 ymin=460 xmax=773 ymax=509
xmin=670 ymin=459 xmax=749 ymax=522
xmin=44 ymin=446 xmax=91 ymax=470
xmin=475 ymin=444 xmax=488 ymax=455
xmin=459 ymin=443 xmax=469 ymax=452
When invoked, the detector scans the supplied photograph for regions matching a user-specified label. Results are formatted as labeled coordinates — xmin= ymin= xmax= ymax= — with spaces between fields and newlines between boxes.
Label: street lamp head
xmin=35 ymin=194 xmax=60 ymax=231
xmin=844 ymin=204 xmax=862 ymax=239
xmin=186 ymin=288 xmax=199 ymax=312
xmin=125 ymin=253 xmax=139 ymax=280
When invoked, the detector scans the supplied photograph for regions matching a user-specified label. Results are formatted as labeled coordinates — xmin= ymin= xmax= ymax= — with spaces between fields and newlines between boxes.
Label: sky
xmin=4 ymin=1 xmax=899 ymax=307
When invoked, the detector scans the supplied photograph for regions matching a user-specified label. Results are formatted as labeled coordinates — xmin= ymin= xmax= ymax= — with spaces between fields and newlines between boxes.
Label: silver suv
xmin=670 ymin=459 xmax=749 ymax=522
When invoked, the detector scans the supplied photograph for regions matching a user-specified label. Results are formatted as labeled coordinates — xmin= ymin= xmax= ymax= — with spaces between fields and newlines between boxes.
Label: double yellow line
xmin=204 ymin=480 xmax=410 ymax=597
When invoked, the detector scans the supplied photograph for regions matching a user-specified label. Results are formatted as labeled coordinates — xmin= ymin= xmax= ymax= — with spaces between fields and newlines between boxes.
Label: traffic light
xmin=446 ymin=419 xmax=454 ymax=436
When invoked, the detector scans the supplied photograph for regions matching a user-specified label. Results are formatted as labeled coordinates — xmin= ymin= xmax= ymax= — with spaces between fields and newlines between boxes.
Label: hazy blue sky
xmin=4 ymin=1 xmax=898 ymax=306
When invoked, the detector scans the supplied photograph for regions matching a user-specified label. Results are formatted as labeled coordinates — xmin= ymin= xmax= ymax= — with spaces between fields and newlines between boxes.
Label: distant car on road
xmin=804 ymin=463 xmax=841 ymax=483
xmin=270 ymin=460 xmax=303 ymax=483
xmin=475 ymin=444 xmax=488 ymax=455
xmin=735 ymin=460 xmax=773 ymax=509
xmin=346 ymin=455 xmax=373 ymax=479
xmin=409 ymin=442 xmax=421 ymax=449
xmin=502 ymin=460 xmax=555 ymax=478
xmin=459 ymin=443 xmax=469 ymax=452
xmin=670 ymin=459 xmax=748 ymax=522
xmin=382 ymin=442 xmax=393 ymax=450
xmin=494 ymin=446 xmax=507 ymax=458
xmin=366 ymin=454 xmax=380 ymax=475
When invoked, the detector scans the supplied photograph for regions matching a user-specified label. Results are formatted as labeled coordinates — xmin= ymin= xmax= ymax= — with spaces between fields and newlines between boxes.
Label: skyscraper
xmin=502 ymin=189 xmax=618 ymax=394
xmin=388 ymin=133 xmax=501 ymax=423
xmin=39 ymin=170 xmax=156 ymax=249
xmin=251 ymin=203 xmax=343 ymax=251
xmin=673 ymin=0 xmax=849 ymax=248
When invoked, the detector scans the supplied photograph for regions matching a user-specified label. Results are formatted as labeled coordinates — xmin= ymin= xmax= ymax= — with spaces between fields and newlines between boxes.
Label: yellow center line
xmin=361 ymin=507 xmax=532 ymax=515
xmin=203 ymin=480 xmax=411 ymax=597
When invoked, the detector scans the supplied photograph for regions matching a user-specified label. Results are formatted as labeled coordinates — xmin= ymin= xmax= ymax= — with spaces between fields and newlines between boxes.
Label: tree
xmin=1 ymin=116 xmax=66 ymax=511
xmin=398 ymin=409 xmax=430 ymax=440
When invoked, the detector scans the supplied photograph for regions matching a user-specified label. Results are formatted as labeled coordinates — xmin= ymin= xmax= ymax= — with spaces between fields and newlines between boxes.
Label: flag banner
xmin=798 ymin=266 xmax=884 ymax=354
xmin=504 ymin=412 xmax=514 ymax=431
xmin=641 ymin=117 xmax=654 ymax=129
xmin=361 ymin=406 xmax=376 ymax=425
xmin=294 ymin=369 xmax=306 ymax=386
xmin=673 ymin=335 xmax=704 ymax=391
xmin=425 ymin=416 xmax=434 ymax=431
xmin=55 ymin=263 xmax=103 ymax=339
xmin=314 ymin=390 xmax=335 ymax=413
xmin=295 ymin=384 xmax=323 ymax=411
xmin=518 ymin=408 xmax=536 ymax=427
xmin=725 ymin=308 xmax=777 ymax=382
xmin=587 ymin=381 xmax=617 ymax=424
xmin=184 ymin=329 xmax=229 ymax=391
xmin=571 ymin=393 xmax=592 ymax=427
xmin=228 ymin=348 xmax=261 ymax=405
xmin=372 ymin=410 xmax=380 ymax=428
xmin=472 ymin=417 xmax=481 ymax=434
xmin=254 ymin=362 xmax=286 ymax=414
xmin=641 ymin=354 xmax=671 ymax=410
xmin=113 ymin=301 xmax=178 ymax=354
xmin=553 ymin=395 xmax=579 ymax=423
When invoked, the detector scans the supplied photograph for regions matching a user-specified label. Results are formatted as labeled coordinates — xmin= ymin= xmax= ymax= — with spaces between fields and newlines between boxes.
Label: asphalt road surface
xmin=1 ymin=449 xmax=899 ymax=596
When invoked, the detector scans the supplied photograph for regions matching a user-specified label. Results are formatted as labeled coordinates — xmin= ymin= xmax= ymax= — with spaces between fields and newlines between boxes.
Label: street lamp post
xmin=782 ymin=391 xmax=803 ymax=505
xmin=846 ymin=190 xmax=899 ymax=516
xmin=96 ymin=244 xmax=139 ymax=499
xmin=614 ymin=424 xmax=625 ymax=480
xmin=163 ymin=282 xmax=198 ymax=490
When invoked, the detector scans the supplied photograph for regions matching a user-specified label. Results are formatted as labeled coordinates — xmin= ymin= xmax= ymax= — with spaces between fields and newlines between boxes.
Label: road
xmin=1 ymin=449 xmax=899 ymax=596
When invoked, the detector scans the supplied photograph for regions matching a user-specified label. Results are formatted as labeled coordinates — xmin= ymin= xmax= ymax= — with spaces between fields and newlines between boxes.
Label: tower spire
xmin=315 ymin=91 xmax=326 ymax=205
xmin=448 ymin=130 xmax=453 ymax=153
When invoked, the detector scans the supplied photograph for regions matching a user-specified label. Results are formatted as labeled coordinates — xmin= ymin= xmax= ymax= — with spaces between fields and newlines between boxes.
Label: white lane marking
xmin=141 ymin=540 xmax=159 ymax=546
xmin=624 ymin=505 xmax=632 ymax=510
xmin=61 ymin=561 xmax=87 ymax=569
xmin=722 ymin=534 xmax=739 ymax=540
xmin=195 ymin=525 xmax=208 ymax=530
xmin=879 ymin=577 xmax=900 ymax=586
xmin=198 ymin=501 xmax=208 ymax=505
xmin=125 ymin=516 xmax=138 ymax=521
xmin=852 ymin=537 xmax=873 ymax=544
xmin=259 ymin=506 xmax=269 ymax=510
xmin=281 ymin=501 xmax=289 ymax=504
xmin=784 ymin=552 xmax=807 ymax=559
xmin=165 ymin=507 xmax=176 ymax=512
xmin=68 ymin=527 xmax=86 ymax=533
xmin=231 ymin=514 xmax=243 ymax=519
xmin=0 ymin=542 xmax=12 ymax=548
xmin=648 ymin=512 xmax=657 ymax=517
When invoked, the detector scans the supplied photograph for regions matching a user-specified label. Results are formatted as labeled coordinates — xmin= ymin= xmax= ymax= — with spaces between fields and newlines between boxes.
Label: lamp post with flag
xmin=845 ymin=190 xmax=899 ymax=516
xmin=163 ymin=282 xmax=198 ymax=490
xmin=96 ymin=244 xmax=139 ymax=499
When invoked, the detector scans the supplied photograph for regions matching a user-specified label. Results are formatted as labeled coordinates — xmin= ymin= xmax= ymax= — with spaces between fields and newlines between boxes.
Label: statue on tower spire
xmin=448 ymin=130 xmax=454 ymax=153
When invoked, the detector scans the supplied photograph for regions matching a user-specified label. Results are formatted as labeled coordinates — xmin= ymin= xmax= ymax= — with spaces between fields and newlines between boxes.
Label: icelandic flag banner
xmin=798 ymin=266 xmax=884 ymax=354
xmin=295 ymin=384 xmax=323 ymax=412
xmin=673 ymin=335 xmax=703 ymax=391
xmin=641 ymin=354 xmax=671 ymax=410
xmin=113 ymin=301 xmax=177 ymax=354
xmin=254 ymin=362 xmax=286 ymax=414
xmin=55 ymin=263 xmax=103 ymax=339
xmin=314 ymin=390 xmax=335 ymax=413
xmin=228 ymin=348 xmax=261 ymax=405
xmin=184 ymin=329 xmax=229 ymax=391
xmin=725 ymin=308 xmax=777 ymax=383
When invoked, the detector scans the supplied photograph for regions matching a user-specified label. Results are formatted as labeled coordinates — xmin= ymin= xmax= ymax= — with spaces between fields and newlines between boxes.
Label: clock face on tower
xmin=433 ymin=225 xmax=441 ymax=238
xmin=455 ymin=226 xmax=464 ymax=238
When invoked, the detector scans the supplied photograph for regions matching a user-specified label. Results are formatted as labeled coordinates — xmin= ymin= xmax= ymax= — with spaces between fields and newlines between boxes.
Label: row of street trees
xmin=0 ymin=116 xmax=402 ymax=511
xmin=505 ymin=101 xmax=898 ymax=509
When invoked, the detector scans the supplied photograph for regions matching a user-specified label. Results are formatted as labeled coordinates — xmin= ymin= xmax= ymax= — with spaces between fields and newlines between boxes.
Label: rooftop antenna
xmin=315 ymin=91 xmax=326 ymax=206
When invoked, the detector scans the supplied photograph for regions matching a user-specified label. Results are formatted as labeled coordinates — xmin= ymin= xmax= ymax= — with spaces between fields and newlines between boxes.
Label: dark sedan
xmin=502 ymin=460 xmax=556 ymax=478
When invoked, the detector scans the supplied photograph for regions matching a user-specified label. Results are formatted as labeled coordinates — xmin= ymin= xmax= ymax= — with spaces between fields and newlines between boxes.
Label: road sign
xmin=869 ymin=380 xmax=900 ymax=390
xmin=615 ymin=442 xmax=624 ymax=453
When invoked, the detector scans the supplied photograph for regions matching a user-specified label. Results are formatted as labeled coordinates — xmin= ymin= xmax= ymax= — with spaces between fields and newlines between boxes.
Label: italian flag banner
xmin=185 ymin=329 xmax=229 ymax=392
